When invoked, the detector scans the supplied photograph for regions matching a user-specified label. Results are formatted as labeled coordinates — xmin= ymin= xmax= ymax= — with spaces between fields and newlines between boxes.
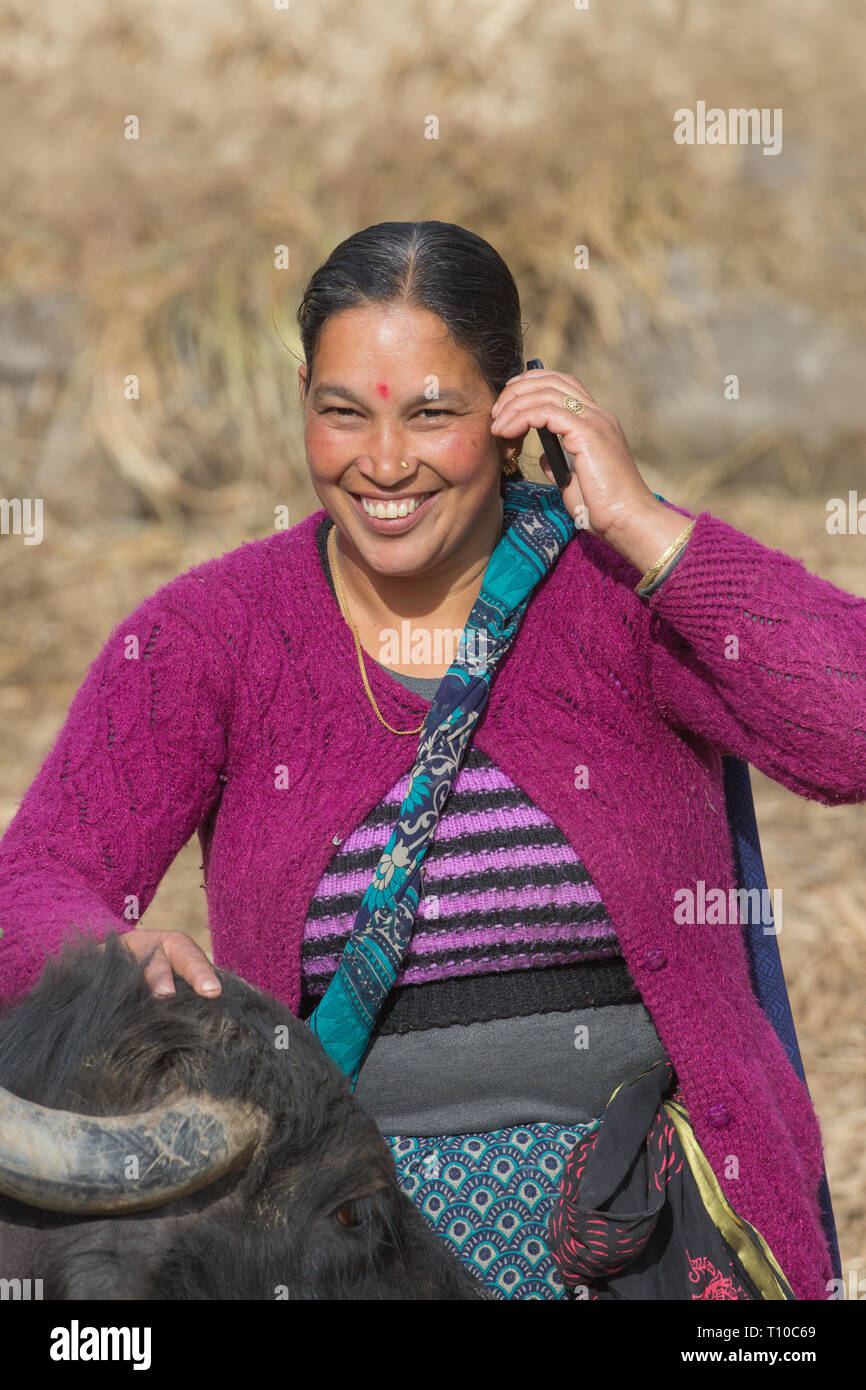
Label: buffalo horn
xmin=0 ymin=1085 xmax=267 ymax=1213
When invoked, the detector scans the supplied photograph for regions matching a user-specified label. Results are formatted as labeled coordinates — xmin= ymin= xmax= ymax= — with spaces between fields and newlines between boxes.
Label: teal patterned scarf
xmin=307 ymin=479 xmax=577 ymax=1084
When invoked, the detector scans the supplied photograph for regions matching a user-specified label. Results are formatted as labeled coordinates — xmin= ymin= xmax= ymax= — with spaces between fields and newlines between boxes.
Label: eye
xmin=321 ymin=407 xmax=453 ymax=419
xmin=334 ymin=1201 xmax=364 ymax=1228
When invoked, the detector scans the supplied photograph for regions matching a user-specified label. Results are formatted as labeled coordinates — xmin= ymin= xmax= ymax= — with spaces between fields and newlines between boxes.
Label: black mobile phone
xmin=525 ymin=358 xmax=573 ymax=490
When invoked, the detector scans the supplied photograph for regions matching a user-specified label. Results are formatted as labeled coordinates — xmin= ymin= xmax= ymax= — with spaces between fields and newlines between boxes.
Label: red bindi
xmin=375 ymin=381 xmax=390 ymax=398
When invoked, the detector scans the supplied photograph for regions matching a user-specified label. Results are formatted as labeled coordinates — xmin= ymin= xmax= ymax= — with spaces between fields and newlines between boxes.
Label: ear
xmin=497 ymin=428 xmax=529 ymax=466
xmin=298 ymin=363 xmax=308 ymax=405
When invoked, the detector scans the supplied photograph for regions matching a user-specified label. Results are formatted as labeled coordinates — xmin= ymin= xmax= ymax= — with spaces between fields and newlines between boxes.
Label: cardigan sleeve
xmin=643 ymin=508 xmax=866 ymax=805
xmin=0 ymin=579 xmax=234 ymax=1002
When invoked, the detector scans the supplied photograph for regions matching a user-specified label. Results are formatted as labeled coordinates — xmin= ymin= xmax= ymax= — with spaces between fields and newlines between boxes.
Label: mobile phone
xmin=524 ymin=358 xmax=573 ymax=490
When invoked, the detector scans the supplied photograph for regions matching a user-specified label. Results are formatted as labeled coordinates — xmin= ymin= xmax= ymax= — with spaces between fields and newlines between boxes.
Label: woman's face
xmin=298 ymin=302 xmax=520 ymax=582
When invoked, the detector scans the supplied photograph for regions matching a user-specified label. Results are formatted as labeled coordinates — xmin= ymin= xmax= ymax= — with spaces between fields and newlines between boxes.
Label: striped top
xmin=301 ymin=744 xmax=623 ymax=1000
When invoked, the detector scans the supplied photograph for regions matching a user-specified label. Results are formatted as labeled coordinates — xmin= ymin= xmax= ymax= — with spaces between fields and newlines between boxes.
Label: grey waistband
xmin=352 ymin=1002 xmax=669 ymax=1136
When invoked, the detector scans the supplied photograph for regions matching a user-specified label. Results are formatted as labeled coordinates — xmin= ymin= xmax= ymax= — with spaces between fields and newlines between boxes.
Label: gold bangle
xmin=634 ymin=520 xmax=696 ymax=594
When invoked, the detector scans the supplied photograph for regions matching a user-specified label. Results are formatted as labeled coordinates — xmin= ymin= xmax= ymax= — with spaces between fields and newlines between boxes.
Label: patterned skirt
xmin=386 ymin=1121 xmax=599 ymax=1300
xmin=385 ymin=1060 xmax=796 ymax=1301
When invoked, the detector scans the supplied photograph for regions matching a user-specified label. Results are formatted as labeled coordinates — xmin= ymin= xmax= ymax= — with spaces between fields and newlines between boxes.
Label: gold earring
xmin=502 ymin=447 xmax=521 ymax=475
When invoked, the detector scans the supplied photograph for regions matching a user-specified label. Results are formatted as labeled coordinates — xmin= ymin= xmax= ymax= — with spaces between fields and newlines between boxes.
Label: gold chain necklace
xmin=327 ymin=522 xmax=426 ymax=735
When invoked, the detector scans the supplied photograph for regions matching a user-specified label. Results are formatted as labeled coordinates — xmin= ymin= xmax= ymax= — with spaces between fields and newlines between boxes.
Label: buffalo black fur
xmin=0 ymin=933 xmax=487 ymax=1300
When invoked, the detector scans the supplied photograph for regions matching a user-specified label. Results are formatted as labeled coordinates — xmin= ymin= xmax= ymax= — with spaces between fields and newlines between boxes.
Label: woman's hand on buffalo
xmin=119 ymin=929 xmax=222 ymax=998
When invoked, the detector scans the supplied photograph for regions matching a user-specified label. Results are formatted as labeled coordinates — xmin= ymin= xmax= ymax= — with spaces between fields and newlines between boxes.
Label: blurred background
xmin=1 ymin=0 xmax=864 ymax=1289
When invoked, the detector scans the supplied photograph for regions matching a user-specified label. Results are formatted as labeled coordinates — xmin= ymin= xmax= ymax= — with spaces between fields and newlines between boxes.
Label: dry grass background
xmin=0 ymin=0 xmax=864 ymax=1292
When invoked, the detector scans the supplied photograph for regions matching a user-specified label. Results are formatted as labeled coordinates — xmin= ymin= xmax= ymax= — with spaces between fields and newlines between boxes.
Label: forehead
xmin=313 ymin=303 xmax=481 ymax=383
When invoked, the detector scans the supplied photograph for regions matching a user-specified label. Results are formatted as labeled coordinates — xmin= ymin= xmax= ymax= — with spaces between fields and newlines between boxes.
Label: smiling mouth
xmin=352 ymin=492 xmax=435 ymax=519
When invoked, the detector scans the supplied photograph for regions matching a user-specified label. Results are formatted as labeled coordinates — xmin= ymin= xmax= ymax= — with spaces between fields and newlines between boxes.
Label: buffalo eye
xmin=335 ymin=1201 xmax=364 ymax=1228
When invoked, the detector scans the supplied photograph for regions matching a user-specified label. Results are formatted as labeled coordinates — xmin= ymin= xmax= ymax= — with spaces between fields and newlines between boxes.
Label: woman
xmin=0 ymin=221 xmax=860 ymax=1300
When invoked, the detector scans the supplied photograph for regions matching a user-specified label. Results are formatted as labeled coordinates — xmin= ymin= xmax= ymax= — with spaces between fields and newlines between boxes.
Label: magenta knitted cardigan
xmin=1 ymin=501 xmax=864 ymax=1299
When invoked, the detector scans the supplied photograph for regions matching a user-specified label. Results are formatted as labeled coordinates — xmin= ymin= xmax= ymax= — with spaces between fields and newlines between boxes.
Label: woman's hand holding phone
xmin=490 ymin=362 xmax=664 ymax=554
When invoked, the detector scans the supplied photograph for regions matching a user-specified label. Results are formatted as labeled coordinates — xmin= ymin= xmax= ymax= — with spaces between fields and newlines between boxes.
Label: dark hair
xmin=296 ymin=221 xmax=526 ymax=479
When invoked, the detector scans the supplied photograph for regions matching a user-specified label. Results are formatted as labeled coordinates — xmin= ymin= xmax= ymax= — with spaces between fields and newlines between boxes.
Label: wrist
xmin=601 ymin=498 xmax=689 ymax=575
xmin=636 ymin=541 xmax=689 ymax=595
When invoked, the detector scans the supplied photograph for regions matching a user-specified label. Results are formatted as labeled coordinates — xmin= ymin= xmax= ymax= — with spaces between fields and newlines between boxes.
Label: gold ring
xmin=563 ymin=395 xmax=586 ymax=415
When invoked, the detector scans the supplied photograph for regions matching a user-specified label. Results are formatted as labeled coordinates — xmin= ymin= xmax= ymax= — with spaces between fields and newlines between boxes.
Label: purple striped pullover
xmin=1 ymin=493 xmax=865 ymax=1300
xmin=301 ymin=743 xmax=620 ymax=1000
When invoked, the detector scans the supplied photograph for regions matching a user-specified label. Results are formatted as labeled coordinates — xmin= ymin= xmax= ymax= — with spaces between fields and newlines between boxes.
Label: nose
xmin=358 ymin=457 xmax=415 ymax=486
xmin=356 ymin=422 xmax=419 ymax=485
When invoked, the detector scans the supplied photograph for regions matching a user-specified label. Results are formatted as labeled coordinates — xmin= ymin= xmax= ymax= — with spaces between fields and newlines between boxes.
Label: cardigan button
xmin=644 ymin=948 xmax=667 ymax=971
xmin=706 ymin=1103 xmax=732 ymax=1128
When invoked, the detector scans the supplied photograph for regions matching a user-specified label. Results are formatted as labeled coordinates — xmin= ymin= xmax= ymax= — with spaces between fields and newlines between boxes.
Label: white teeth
xmin=360 ymin=494 xmax=429 ymax=519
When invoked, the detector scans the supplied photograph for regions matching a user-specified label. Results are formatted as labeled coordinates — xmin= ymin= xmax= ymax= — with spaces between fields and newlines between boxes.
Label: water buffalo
xmin=0 ymin=934 xmax=486 ymax=1300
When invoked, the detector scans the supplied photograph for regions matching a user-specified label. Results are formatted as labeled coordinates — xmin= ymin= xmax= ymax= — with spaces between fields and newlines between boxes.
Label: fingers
xmin=162 ymin=933 xmax=222 ymax=998
xmin=500 ymin=368 xmax=597 ymax=408
xmin=491 ymin=377 xmax=600 ymax=448
xmin=493 ymin=384 xmax=594 ymax=434
xmin=121 ymin=930 xmax=222 ymax=999
xmin=143 ymin=944 xmax=180 ymax=998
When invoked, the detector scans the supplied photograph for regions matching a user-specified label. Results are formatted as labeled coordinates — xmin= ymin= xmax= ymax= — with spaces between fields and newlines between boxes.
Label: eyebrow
xmin=310 ymin=383 xmax=468 ymax=407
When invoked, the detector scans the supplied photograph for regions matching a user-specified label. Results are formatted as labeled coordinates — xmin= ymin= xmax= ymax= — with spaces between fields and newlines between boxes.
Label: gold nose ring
xmin=400 ymin=460 xmax=409 ymax=469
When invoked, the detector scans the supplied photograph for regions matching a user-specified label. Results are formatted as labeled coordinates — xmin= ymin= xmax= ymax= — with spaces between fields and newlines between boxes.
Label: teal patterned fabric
xmin=386 ymin=1119 xmax=602 ymax=1300
xmin=307 ymin=480 xmax=577 ymax=1083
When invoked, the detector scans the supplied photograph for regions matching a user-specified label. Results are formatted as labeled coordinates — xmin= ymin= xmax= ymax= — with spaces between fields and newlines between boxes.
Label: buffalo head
xmin=0 ymin=934 xmax=487 ymax=1300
